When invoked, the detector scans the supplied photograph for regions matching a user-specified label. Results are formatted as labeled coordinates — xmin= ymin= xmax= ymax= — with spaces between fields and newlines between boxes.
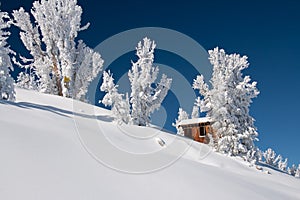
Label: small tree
xmin=191 ymin=105 xmax=199 ymax=119
xmin=278 ymin=157 xmax=288 ymax=172
xmin=245 ymin=147 xmax=262 ymax=164
xmin=193 ymin=48 xmax=259 ymax=156
xmin=16 ymin=69 xmax=38 ymax=90
xmin=295 ymin=164 xmax=300 ymax=178
xmin=263 ymin=148 xmax=281 ymax=167
xmin=101 ymin=38 xmax=172 ymax=126
xmin=100 ymin=71 xmax=131 ymax=124
xmin=12 ymin=0 xmax=103 ymax=101
xmin=172 ymin=108 xmax=189 ymax=136
xmin=0 ymin=8 xmax=15 ymax=101
xmin=288 ymin=164 xmax=297 ymax=176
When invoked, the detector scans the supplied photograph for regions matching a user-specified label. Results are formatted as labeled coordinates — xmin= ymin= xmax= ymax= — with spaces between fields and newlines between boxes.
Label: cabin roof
xmin=177 ymin=117 xmax=212 ymax=127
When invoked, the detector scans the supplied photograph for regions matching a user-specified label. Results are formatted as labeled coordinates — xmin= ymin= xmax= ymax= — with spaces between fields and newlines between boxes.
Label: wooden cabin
xmin=177 ymin=117 xmax=216 ymax=144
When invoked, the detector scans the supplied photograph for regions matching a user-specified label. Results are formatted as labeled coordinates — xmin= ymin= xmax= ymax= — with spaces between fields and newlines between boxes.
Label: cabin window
xmin=199 ymin=126 xmax=206 ymax=137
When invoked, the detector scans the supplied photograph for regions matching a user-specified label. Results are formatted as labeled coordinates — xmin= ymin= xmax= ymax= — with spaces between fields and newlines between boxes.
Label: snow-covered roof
xmin=178 ymin=117 xmax=212 ymax=127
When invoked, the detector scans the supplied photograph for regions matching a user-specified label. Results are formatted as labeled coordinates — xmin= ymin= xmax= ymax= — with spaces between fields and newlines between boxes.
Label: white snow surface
xmin=0 ymin=88 xmax=299 ymax=200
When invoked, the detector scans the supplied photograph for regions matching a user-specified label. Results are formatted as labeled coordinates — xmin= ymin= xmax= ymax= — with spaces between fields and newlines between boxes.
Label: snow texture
xmin=1 ymin=88 xmax=299 ymax=200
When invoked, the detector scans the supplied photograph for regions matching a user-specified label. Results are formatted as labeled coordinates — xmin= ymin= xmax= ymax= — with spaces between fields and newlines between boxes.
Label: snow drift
xmin=0 ymin=88 xmax=299 ymax=200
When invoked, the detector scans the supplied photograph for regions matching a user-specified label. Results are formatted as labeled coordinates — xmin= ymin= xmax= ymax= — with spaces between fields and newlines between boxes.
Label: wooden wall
xmin=180 ymin=123 xmax=215 ymax=144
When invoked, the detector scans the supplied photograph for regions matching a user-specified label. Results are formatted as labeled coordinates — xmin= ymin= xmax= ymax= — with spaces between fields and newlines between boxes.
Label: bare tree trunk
xmin=51 ymin=55 xmax=63 ymax=96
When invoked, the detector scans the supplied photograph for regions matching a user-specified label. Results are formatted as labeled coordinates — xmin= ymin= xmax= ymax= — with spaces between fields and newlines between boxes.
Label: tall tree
xmin=101 ymin=38 xmax=172 ymax=126
xmin=12 ymin=0 xmax=103 ymax=101
xmin=193 ymin=47 xmax=259 ymax=156
xmin=0 ymin=8 xmax=15 ymax=101
xmin=128 ymin=37 xmax=172 ymax=126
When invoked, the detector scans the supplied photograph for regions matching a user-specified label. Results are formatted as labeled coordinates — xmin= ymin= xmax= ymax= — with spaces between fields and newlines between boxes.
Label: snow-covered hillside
xmin=0 ymin=88 xmax=299 ymax=200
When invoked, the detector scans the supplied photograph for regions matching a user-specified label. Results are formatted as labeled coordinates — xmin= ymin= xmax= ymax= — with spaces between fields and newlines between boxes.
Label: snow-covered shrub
xmin=172 ymin=108 xmax=189 ymax=136
xmin=12 ymin=0 xmax=103 ymax=101
xmin=193 ymin=48 xmax=259 ymax=156
xmin=101 ymin=38 xmax=172 ymax=126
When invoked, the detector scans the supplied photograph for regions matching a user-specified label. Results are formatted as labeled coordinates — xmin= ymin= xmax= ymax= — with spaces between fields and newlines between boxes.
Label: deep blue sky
xmin=2 ymin=0 xmax=300 ymax=166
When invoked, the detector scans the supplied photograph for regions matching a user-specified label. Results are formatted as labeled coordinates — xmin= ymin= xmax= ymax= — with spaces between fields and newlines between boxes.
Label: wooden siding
xmin=179 ymin=122 xmax=215 ymax=144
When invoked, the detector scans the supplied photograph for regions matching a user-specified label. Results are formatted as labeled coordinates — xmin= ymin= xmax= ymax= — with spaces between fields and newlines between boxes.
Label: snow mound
xmin=0 ymin=88 xmax=299 ymax=200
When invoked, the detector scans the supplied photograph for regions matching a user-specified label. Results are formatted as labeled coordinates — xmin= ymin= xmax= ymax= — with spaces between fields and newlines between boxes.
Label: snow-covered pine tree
xmin=12 ymin=0 xmax=103 ymax=101
xmin=100 ymin=71 xmax=131 ymax=124
xmin=263 ymin=148 xmax=281 ymax=167
xmin=128 ymin=37 xmax=172 ymax=126
xmin=193 ymin=47 xmax=259 ymax=156
xmin=172 ymin=108 xmax=189 ymax=136
xmin=0 ymin=8 xmax=15 ymax=101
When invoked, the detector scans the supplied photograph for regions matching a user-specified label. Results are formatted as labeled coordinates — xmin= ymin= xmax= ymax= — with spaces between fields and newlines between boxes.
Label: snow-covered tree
xmin=128 ymin=37 xmax=172 ymax=126
xmin=295 ymin=165 xmax=300 ymax=178
xmin=263 ymin=148 xmax=281 ymax=167
xmin=288 ymin=164 xmax=297 ymax=176
xmin=278 ymin=157 xmax=288 ymax=172
xmin=100 ymin=71 xmax=131 ymax=124
xmin=245 ymin=147 xmax=262 ymax=164
xmin=191 ymin=105 xmax=199 ymax=119
xmin=16 ymin=70 xmax=37 ymax=90
xmin=172 ymin=108 xmax=189 ymax=136
xmin=193 ymin=47 xmax=259 ymax=156
xmin=101 ymin=38 xmax=172 ymax=126
xmin=0 ymin=8 xmax=15 ymax=101
xmin=12 ymin=0 xmax=103 ymax=101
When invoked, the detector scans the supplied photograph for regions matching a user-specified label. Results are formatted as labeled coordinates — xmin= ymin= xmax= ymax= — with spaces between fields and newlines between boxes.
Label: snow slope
xmin=0 ymin=88 xmax=299 ymax=200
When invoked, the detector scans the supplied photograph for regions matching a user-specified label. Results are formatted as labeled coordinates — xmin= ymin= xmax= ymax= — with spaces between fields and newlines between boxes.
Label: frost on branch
xmin=12 ymin=0 xmax=103 ymax=101
xmin=0 ymin=8 xmax=15 ymax=101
